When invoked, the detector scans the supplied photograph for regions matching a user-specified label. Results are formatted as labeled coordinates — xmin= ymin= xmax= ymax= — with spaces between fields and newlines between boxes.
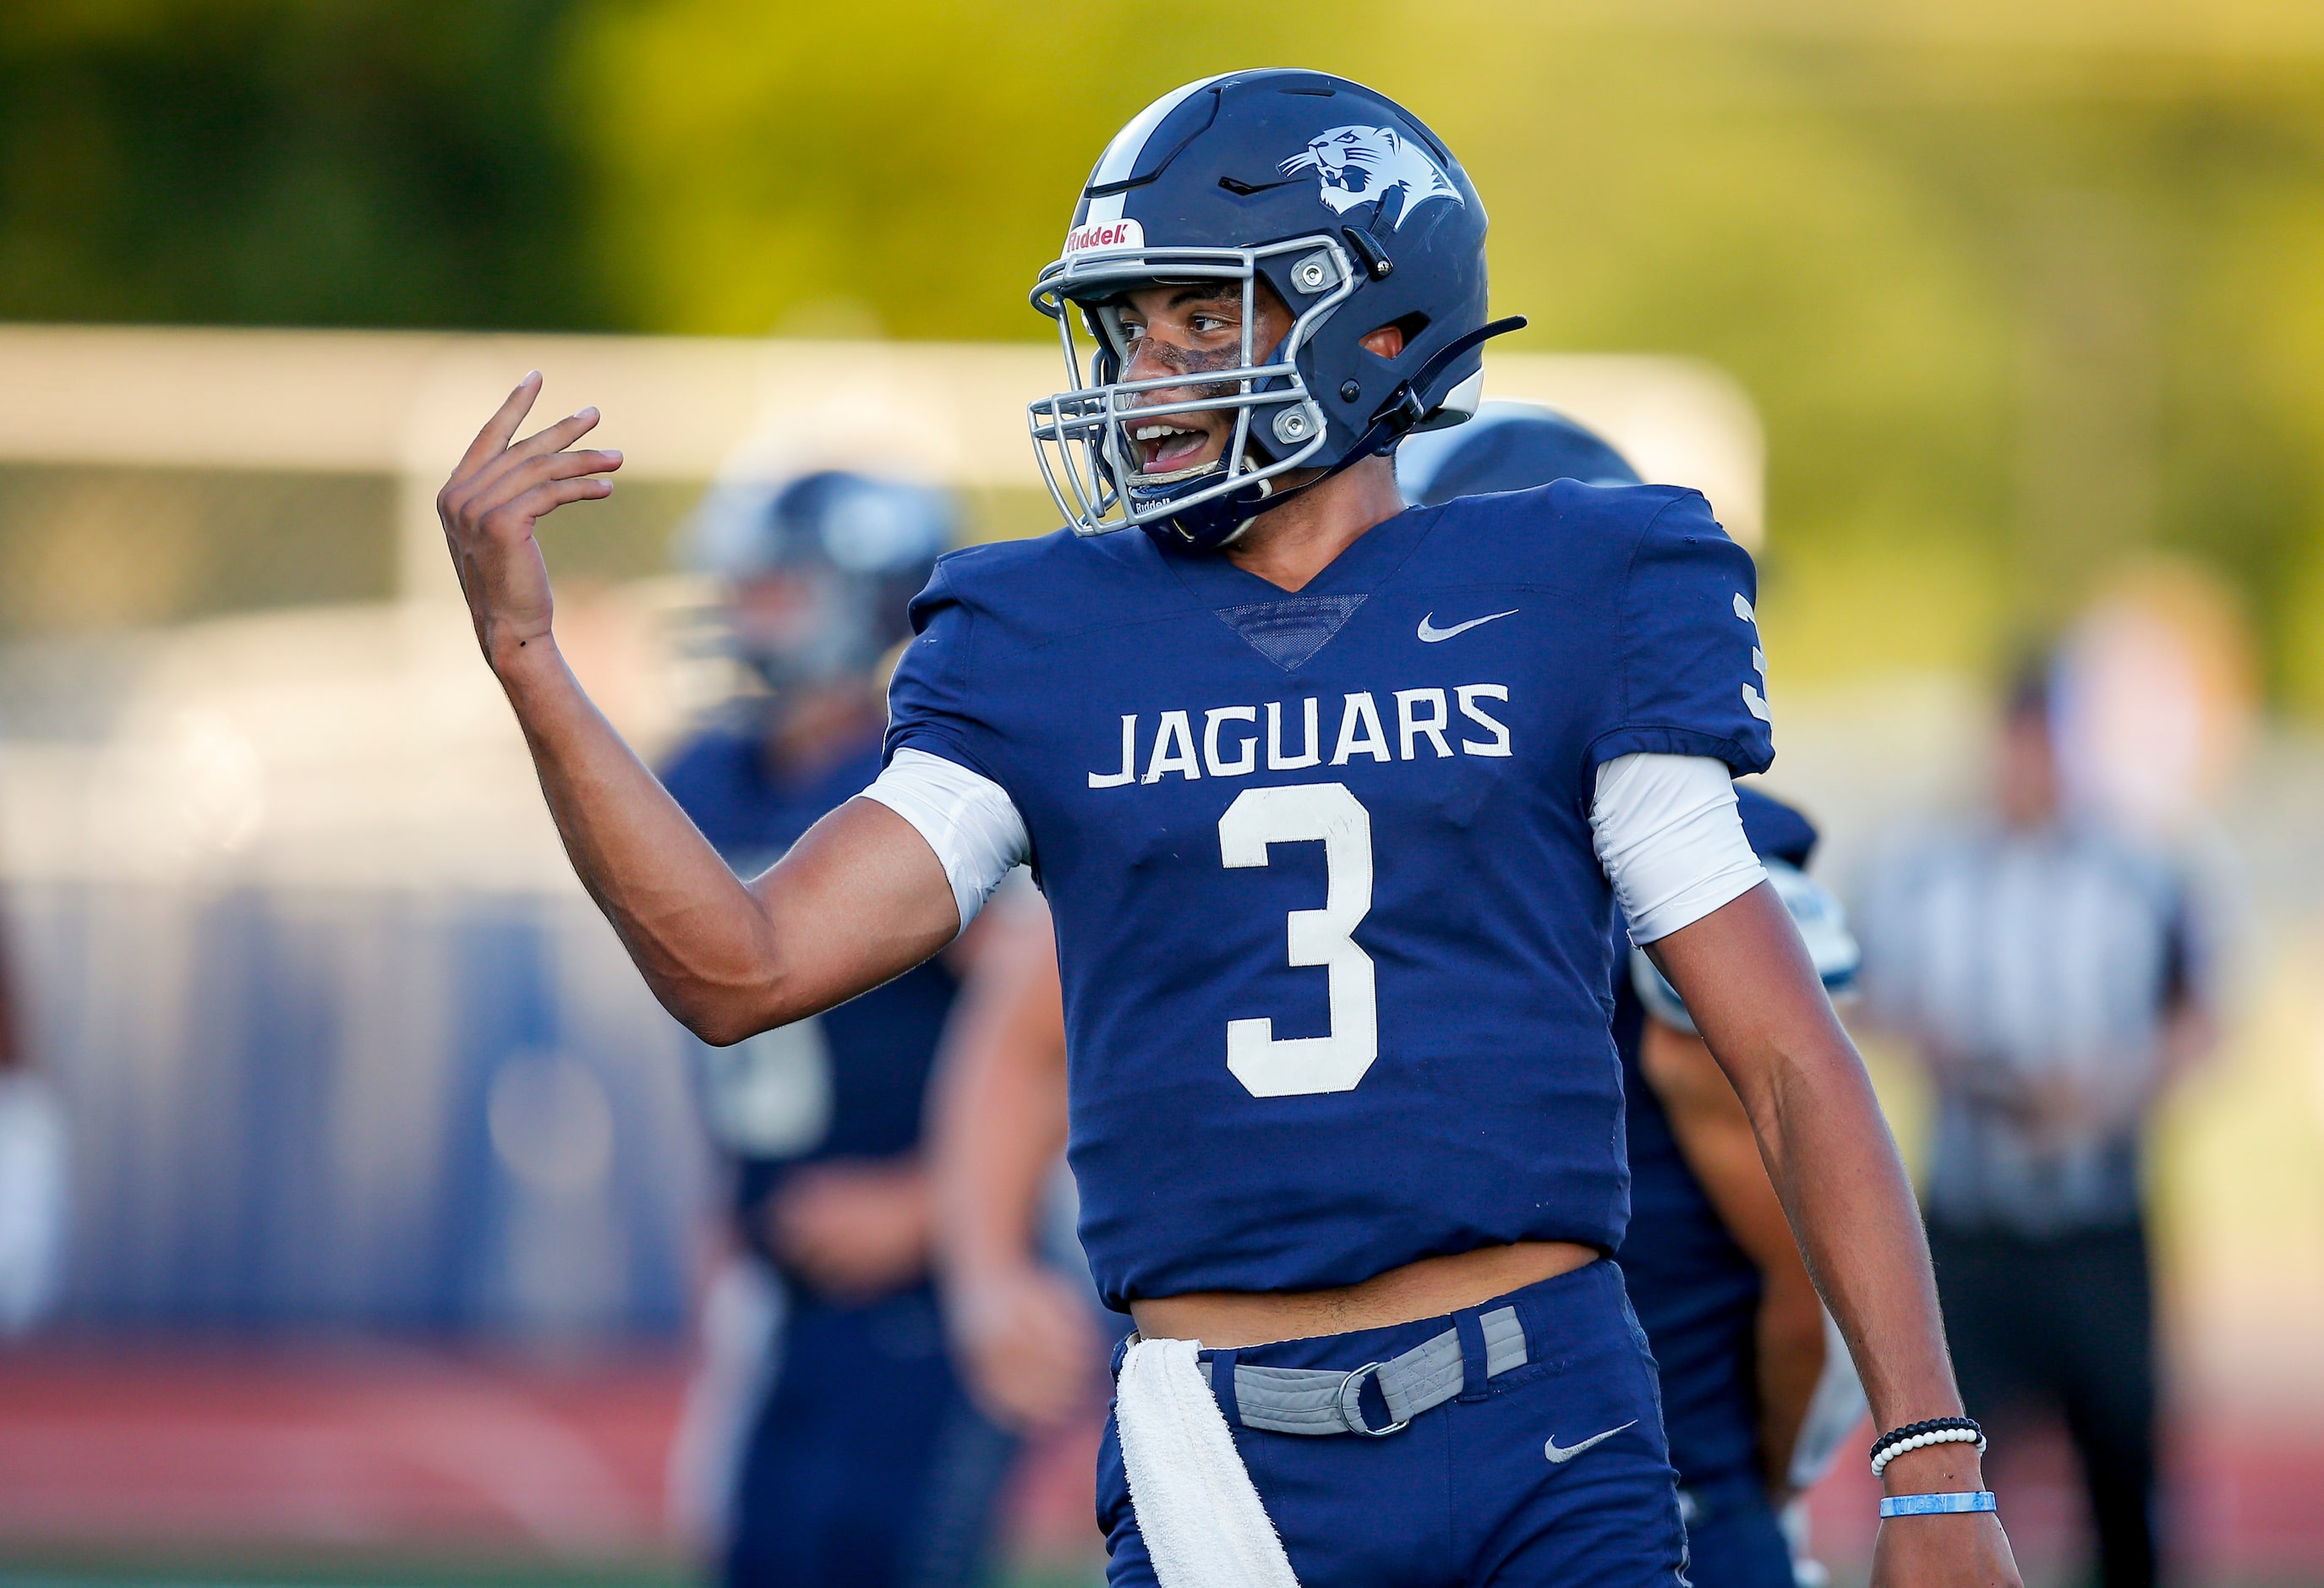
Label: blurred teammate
xmin=659 ymin=471 xmax=1014 ymax=1588
xmin=1855 ymin=665 xmax=2223 ymax=1588
xmin=1403 ymin=407 xmax=1868 ymax=1588
xmin=439 ymin=69 xmax=2015 ymax=1587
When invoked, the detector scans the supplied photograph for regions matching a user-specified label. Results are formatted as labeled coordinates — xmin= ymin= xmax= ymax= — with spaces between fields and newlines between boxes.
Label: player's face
xmin=1114 ymin=278 xmax=1294 ymax=479
xmin=1998 ymin=707 xmax=2059 ymax=828
xmin=730 ymin=569 xmax=835 ymax=665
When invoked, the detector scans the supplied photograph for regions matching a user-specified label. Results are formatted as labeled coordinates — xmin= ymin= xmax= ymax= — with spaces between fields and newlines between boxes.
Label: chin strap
xmin=1362 ymin=315 xmax=1530 ymax=450
xmin=1189 ymin=315 xmax=1530 ymax=547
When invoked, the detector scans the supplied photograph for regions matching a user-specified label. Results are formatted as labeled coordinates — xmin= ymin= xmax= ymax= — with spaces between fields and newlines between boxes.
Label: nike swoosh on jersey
xmin=1416 ymin=608 xmax=1518 ymax=643
xmin=1544 ymin=1420 xmax=1636 ymax=1465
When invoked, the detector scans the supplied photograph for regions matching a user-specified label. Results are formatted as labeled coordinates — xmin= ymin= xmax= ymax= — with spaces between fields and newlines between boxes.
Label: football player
xmin=435 ymin=69 xmax=2016 ymax=1587
xmin=656 ymin=471 xmax=1014 ymax=1588
xmin=930 ymin=408 xmax=1872 ymax=1586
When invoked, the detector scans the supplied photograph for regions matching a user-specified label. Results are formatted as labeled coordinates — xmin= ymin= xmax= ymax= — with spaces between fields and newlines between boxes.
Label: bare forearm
xmin=926 ymin=908 xmax=1100 ymax=1431
xmin=496 ymin=639 xmax=780 ymax=1038
xmin=1654 ymin=888 xmax=1971 ymax=1480
xmin=935 ymin=1043 xmax=1069 ymax=1281
xmin=1757 ymin=1034 xmax=1951 ymax=1430
xmin=930 ymin=916 xmax=1071 ymax=1283
xmin=1747 ymin=1014 xmax=2004 ymax=1534
xmin=1639 ymin=1018 xmax=1829 ymax=1489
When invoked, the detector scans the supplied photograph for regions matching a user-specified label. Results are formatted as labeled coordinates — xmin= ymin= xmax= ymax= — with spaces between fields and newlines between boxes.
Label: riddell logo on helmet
xmin=1064 ymin=218 xmax=1146 ymax=255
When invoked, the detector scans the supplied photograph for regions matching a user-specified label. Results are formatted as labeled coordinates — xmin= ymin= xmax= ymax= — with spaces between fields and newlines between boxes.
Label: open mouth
xmin=1128 ymin=418 xmax=1219 ymax=477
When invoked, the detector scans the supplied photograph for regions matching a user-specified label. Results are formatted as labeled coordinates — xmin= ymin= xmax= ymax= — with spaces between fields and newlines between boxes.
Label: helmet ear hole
xmin=1364 ymin=311 xmax=1430 ymax=360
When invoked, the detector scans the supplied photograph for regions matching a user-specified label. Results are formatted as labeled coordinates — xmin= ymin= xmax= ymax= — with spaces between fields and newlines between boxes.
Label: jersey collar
xmin=1156 ymin=502 xmax=1445 ymax=611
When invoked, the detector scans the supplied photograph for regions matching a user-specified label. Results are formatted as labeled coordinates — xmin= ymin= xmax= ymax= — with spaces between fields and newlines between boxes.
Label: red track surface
xmin=0 ymin=1338 xmax=690 ymax=1563
xmin=0 ymin=1334 xmax=1107 ymax=1578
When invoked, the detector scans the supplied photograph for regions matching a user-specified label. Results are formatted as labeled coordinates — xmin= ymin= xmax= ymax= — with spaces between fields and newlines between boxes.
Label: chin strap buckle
xmin=1370 ymin=383 xmax=1430 ymax=435
xmin=1365 ymin=315 xmax=1531 ymax=445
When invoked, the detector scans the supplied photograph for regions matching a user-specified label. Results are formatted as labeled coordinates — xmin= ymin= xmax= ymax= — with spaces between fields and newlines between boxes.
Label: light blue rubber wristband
xmin=1881 ymin=1491 xmax=1998 ymax=1519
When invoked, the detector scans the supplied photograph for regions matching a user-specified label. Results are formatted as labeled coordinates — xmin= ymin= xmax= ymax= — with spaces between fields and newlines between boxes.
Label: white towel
xmin=1114 ymin=1336 xmax=1302 ymax=1588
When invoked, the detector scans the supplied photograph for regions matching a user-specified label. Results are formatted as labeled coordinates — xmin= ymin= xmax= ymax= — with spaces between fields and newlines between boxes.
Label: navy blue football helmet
xmin=1395 ymin=401 xmax=1643 ymax=506
xmin=686 ymin=469 xmax=954 ymax=690
xmin=1028 ymin=69 xmax=1523 ymax=552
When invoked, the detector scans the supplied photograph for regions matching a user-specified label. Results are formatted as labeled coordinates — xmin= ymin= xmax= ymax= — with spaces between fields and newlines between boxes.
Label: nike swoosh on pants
xmin=1544 ymin=1420 xmax=1637 ymax=1465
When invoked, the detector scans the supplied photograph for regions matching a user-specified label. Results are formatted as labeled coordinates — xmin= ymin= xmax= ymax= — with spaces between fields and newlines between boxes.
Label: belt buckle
xmin=1336 ymin=1361 xmax=1411 ymax=1438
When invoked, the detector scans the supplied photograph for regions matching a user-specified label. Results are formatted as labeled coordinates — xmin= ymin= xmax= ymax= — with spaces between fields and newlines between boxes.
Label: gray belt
xmin=1193 ymin=1305 xmax=1529 ymax=1437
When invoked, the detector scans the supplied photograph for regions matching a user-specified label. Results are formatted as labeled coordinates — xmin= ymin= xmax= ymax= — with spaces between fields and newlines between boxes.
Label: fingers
xmin=495 ymin=446 xmax=626 ymax=498
xmin=456 ymin=371 xmax=543 ymax=476
xmin=469 ymin=407 xmax=610 ymax=498
xmin=448 ymin=375 xmax=609 ymax=500
xmin=492 ymin=474 xmax=617 ymax=531
xmin=507 ymin=405 xmax=606 ymax=467
xmin=469 ymin=477 xmax=616 ymax=549
xmin=448 ymin=448 xmax=621 ymax=544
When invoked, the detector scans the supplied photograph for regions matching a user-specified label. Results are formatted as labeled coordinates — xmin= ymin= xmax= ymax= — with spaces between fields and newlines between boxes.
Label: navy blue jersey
xmin=1614 ymin=787 xmax=1816 ymax=1487
xmin=661 ymin=724 xmax=959 ymax=1247
xmin=886 ymin=482 xmax=1771 ymax=1310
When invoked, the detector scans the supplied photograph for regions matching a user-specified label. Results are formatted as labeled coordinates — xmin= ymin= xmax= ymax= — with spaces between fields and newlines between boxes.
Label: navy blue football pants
xmin=726 ymin=1286 xmax=1014 ymax=1588
xmin=1097 ymin=1259 xmax=1688 ymax=1586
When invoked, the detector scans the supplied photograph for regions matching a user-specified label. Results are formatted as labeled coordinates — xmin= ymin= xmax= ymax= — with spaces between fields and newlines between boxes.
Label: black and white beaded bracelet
xmin=1868 ymin=1417 xmax=1987 ymax=1478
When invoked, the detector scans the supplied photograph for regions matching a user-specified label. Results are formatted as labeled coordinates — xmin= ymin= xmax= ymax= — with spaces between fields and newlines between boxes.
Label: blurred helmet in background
xmin=1395 ymin=400 xmax=1642 ymax=507
xmin=686 ymin=470 xmax=954 ymax=692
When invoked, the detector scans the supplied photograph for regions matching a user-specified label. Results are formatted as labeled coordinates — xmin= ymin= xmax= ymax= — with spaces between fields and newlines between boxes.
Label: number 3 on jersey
xmin=1217 ymin=782 xmax=1377 ymax=1098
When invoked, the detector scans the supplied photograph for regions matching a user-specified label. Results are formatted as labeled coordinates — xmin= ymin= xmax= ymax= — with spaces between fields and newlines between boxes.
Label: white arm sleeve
xmin=1592 ymin=753 xmax=1767 ymax=945
xmin=859 ymin=747 xmax=1031 ymax=937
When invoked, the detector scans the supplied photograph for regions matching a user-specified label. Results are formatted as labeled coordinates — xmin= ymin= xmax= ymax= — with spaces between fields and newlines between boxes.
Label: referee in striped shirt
xmin=1855 ymin=665 xmax=2222 ymax=1588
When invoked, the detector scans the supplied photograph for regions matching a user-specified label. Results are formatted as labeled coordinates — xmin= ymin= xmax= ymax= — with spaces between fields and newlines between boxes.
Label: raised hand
xmin=435 ymin=372 xmax=624 ymax=667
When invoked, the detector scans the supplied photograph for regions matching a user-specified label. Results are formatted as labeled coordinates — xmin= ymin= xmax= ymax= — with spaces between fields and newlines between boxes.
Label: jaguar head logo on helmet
xmin=1279 ymin=125 xmax=1462 ymax=228
xmin=1026 ymin=70 xmax=1523 ymax=553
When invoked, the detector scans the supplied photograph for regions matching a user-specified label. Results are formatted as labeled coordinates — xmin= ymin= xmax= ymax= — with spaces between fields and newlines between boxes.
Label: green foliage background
xmin=8 ymin=0 xmax=2324 ymax=709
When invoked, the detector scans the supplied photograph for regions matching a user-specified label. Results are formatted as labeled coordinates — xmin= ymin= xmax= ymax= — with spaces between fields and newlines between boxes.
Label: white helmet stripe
xmin=1081 ymin=74 xmax=1234 ymax=226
